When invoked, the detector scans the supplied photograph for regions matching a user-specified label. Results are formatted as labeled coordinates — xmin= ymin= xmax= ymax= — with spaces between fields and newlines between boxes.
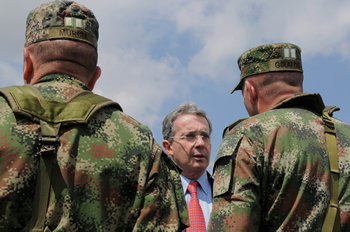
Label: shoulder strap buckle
xmin=322 ymin=117 xmax=335 ymax=130
xmin=38 ymin=134 xmax=60 ymax=149
xmin=322 ymin=110 xmax=336 ymax=130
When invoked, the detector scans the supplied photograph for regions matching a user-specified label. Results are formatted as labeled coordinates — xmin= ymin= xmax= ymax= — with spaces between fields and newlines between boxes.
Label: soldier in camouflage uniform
xmin=0 ymin=1 xmax=189 ymax=231
xmin=208 ymin=43 xmax=350 ymax=231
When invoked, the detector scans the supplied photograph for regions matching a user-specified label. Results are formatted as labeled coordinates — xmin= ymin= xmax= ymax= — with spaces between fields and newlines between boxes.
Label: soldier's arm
xmin=208 ymin=135 xmax=261 ymax=232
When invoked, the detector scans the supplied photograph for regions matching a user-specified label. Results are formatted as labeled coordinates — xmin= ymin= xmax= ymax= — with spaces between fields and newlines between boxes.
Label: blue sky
xmin=1 ymin=0 xmax=350 ymax=173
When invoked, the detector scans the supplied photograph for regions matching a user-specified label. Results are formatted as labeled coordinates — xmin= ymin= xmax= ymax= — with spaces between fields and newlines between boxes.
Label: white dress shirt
xmin=181 ymin=172 xmax=213 ymax=230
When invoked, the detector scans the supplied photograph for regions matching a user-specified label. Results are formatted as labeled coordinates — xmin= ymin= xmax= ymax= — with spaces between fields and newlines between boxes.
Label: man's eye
xmin=185 ymin=134 xmax=196 ymax=139
xmin=202 ymin=133 xmax=210 ymax=139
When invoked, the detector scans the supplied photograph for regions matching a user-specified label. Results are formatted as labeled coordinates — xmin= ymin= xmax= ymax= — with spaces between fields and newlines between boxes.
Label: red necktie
xmin=187 ymin=181 xmax=206 ymax=232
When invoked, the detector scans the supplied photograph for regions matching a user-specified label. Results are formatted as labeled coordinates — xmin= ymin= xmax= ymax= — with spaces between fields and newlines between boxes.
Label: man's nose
xmin=194 ymin=135 xmax=205 ymax=146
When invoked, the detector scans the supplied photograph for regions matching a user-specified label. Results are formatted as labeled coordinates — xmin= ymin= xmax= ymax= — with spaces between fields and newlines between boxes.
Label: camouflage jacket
xmin=208 ymin=93 xmax=350 ymax=232
xmin=0 ymin=74 xmax=189 ymax=231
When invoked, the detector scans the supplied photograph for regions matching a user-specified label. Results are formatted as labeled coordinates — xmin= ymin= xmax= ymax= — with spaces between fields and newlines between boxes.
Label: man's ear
xmin=245 ymin=80 xmax=257 ymax=105
xmin=87 ymin=66 xmax=101 ymax=90
xmin=23 ymin=47 xmax=33 ymax=84
xmin=162 ymin=140 xmax=174 ymax=157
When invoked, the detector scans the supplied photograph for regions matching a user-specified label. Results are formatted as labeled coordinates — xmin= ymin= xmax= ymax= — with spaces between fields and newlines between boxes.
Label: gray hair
xmin=162 ymin=102 xmax=212 ymax=142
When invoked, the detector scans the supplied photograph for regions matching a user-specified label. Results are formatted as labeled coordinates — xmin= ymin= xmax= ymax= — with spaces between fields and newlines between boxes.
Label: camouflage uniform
xmin=208 ymin=43 xmax=350 ymax=231
xmin=208 ymin=93 xmax=350 ymax=231
xmin=0 ymin=74 xmax=189 ymax=231
xmin=0 ymin=1 xmax=189 ymax=231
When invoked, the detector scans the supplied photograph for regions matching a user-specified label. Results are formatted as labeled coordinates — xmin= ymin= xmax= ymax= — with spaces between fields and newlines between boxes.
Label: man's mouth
xmin=192 ymin=154 xmax=206 ymax=159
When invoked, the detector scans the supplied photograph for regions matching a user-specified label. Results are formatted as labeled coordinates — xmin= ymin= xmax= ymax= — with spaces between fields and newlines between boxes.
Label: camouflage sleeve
xmin=208 ymin=133 xmax=261 ymax=232
xmin=133 ymin=141 xmax=190 ymax=231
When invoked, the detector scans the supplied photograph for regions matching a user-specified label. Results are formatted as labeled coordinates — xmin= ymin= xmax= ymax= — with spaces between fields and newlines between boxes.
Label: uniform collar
xmin=270 ymin=92 xmax=325 ymax=114
xmin=36 ymin=73 xmax=90 ymax=91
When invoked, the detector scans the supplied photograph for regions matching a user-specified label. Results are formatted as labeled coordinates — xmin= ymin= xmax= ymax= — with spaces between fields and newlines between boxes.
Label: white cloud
xmin=255 ymin=0 xmax=350 ymax=56
xmin=94 ymin=49 xmax=188 ymax=127
xmin=168 ymin=0 xmax=350 ymax=78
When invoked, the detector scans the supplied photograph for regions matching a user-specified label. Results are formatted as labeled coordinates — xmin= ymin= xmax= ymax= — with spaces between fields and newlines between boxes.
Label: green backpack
xmin=0 ymin=85 xmax=122 ymax=232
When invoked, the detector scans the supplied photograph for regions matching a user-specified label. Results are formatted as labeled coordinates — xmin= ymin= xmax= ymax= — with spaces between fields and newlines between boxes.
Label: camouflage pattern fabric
xmin=208 ymin=93 xmax=350 ymax=232
xmin=0 ymin=74 xmax=189 ymax=231
xmin=25 ymin=1 xmax=98 ymax=48
xmin=232 ymin=43 xmax=303 ymax=93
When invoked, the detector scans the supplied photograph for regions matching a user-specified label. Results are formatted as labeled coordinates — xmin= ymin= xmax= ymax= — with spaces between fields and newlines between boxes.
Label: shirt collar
xmin=181 ymin=172 xmax=210 ymax=196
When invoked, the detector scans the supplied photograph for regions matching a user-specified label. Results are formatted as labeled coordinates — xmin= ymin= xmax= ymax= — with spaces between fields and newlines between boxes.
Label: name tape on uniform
xmin=268 ymin=59 xmax=303 ymax=72
xmin=48 ymin=27 xmax=95 ymax=47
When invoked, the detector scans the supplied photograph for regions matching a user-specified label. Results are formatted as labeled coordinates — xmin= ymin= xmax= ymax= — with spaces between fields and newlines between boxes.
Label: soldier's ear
xmin=87 ymin=66 xmax=101 ymax=90
xmin=23 ymin=47 xmax=33 ymax=84
xmin=162 ymin=140 xmax=174 ymax=157
xmin=245 ymin=80 xmax=257 ymax=105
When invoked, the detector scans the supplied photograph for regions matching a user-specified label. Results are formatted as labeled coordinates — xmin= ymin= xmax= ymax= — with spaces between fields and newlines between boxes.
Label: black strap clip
xmin=322 ymin=113 xmax=335 ymax=130
xmin=323 ymin=119 xmax=335 ymax=130
xmin=38 ymin=134 xmax=60 ymax=149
